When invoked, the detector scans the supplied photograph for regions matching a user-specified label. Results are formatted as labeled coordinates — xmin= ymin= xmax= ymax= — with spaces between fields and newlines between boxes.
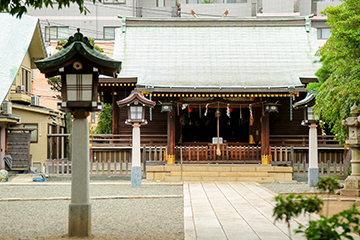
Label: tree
xmin=95 ymin=103 xmax=113 ymax=134
xmin=309 ymin=0 xmax=360 ymax=144
xmin=1 ymin=0 xmax=100 ymax=18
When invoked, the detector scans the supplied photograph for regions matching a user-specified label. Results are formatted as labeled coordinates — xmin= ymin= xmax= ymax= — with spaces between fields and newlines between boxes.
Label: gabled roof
xmin=117 ymin=90 xmax=156 ymax=108
xmin=0 ymin=13 xmax=46 ymax=106
xmin=113 ymin=18 xmax=320 ymax=93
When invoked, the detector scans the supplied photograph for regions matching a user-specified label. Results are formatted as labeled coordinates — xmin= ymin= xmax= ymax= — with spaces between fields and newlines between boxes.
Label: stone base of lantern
xmin=69 ymin=203 xmax=91 ymax=237
xmin=131 ymin=166 xmax=142 ymax=187
xmin=308 ymin=167 xmax=319 ymax=187
xmin=340 ymin=176 xmax=360 ymax=197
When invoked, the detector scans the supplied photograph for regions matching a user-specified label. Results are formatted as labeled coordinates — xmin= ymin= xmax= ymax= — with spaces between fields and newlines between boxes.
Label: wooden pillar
xmin=167 ymin=109 xmax=176 ymax=164
xmin=112 ymin=87 xmax=120 ymax=134
xmin=261 ymin=111 xmax=270 ymax=164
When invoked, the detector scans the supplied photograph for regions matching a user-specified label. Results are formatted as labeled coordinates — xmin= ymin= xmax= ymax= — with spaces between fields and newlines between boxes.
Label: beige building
xmin=0 ymin=13 xmax=64 ymax=171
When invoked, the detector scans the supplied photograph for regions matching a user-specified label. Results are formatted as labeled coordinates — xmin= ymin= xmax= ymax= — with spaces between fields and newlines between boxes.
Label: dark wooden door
xmin=7 ymin=132 xmax=31 ymax=170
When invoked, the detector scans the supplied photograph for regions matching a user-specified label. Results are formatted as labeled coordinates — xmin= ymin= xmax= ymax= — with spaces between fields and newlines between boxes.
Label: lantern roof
xmin=117 ymin=90 xmax=156 ymax=108
xmin=35 ymin=29 xmax=121 ymax=78
xmin=293 ymin=89 xmax=317 ymax=109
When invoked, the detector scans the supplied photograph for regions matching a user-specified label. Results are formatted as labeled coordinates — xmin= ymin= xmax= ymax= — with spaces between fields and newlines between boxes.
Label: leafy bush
xmin=273 ymin=176 xmax=359 ymax=239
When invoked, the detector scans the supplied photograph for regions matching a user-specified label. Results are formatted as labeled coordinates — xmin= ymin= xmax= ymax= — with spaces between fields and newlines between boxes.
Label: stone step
xmin=148 ymin=165 xmax=292 ymax=173
xmin=146 ymin=164 xmax=293 ymax=182
xmin=170 ymin=171 xmax=269 ymax=178
xmin=164 ymin=175 xmax=275 ymax=182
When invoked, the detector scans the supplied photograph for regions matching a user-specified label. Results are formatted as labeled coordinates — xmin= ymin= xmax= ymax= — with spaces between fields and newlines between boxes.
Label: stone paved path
xmin=184 ymin=181 xmax=320 ymax=240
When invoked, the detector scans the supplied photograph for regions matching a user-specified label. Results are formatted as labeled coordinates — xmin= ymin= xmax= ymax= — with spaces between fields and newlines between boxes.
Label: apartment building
xmin=26 ymin=0 xmax=340 ymax=43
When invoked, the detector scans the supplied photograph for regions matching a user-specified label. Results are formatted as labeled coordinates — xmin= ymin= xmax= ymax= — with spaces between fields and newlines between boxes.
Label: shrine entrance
xmin=180 ymin=108 xmax=250 ymax=144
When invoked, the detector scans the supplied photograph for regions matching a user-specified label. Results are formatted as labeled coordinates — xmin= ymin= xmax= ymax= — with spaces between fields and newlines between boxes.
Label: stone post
xmin=0 ymin=123 xmax=6 ymax=170
xmin=308 ymin=123 xmax=319 ymax=187
xmin=68 ymin=111 xmax=91 ymax=237
xmin=340 ymin=104 xmax=360 ymax=197
xmin=131 ymin=122 xmax=142 ymax=187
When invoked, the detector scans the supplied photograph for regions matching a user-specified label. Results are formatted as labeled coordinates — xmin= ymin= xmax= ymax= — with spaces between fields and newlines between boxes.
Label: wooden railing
xmin=175 ymin=145 xmax=261 ymax=163
xmin=270 ymin=146 xmax=293 ymax=165
xmin=46 ymin=145 xmax=168 ymax=176
xmin=90 ymin=134 xmax=167 ymax=147
xmin=45 ymin=134 xmax=346 ymax=167
xmin=293 ymin=159 xmax=350 ymax=178
xmin=270 ymin=135 xmax=341 ymax=147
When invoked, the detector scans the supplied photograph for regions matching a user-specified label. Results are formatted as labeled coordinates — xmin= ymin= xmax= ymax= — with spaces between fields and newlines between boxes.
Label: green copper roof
xmin=36 ymin=30 xmax=121 ymax=77
xmin=293 ymin=89 xmax=318 ymax=108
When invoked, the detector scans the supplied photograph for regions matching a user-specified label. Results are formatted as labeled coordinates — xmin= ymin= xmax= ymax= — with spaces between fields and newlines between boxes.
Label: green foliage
xmin=56 ymin=38 xmax=104 ymax=52
xmin=316 ymin=176 xmax=341 ymax=217
xmin=273 ymin=176 xmax=360 ymax=239
xmin=273 ymin=194 xmax=323 ymax=238
xmin=273 ymin=194 xmax=302 ymax=224
xmin=201 ymin=0 xmax=216 ymax=3
xmin=316 ymin=176 xmax=341 ymax=195
xmin=310 ymin=0 xmax=360 ymax=144
xmin=47 ymin=76 xmax=62 ymax=99
xmin=95 ymin=103 xmax=112 ymax=134
xmin=1 ymin=0 xmax=101 ymax=18
xmin=296 ymin=204 xmax=360 ymax=240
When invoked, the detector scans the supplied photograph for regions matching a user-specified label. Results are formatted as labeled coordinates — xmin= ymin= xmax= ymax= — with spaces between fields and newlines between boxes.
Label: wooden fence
xmin=175 ymin=145 xmax=261 ymax=163
xmin=46 ymin=145 xmax=167 ymax=176
xmin=292 ymin=159 xmax=350 ymax=178
xmin=270 ymin=135 xmax=342 ymax=147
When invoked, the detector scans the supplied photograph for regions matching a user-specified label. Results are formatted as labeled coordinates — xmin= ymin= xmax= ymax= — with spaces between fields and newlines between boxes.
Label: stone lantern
xmin=117 ymin=90 xmax=155 ymax=187
xmin=35 ymin=29 xmax=121 ymax=237
xmin=341 ymin=103 xmax=360 ymax=197
xmin=293 ymin=90 xmax=319 ymax=187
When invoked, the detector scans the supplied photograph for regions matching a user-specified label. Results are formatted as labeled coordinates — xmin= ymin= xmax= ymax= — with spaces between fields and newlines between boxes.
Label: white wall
xmin=263 ymin=0 xmax=294 ymax=13
xmin=317 ymin=1 xmax=341 ymax=14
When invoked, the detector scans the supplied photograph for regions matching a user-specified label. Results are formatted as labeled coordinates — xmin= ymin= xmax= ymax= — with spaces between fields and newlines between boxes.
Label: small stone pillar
xmin=131 ymin=122 xmax=142 ymax=187
xmin=68 ymin=110 xmax=91 ymax=237
xmin=308 ymin=122 xmax=319 ymax=187
xmin=340 ymin=104 xmax=360 ymax=197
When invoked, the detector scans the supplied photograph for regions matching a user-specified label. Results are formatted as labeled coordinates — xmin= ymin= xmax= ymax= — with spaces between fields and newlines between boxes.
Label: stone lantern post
xmin=341 ymin=104 xmax=360 ymax=197
xmin=35 ymin=29 xmax=121 ymax=237
xmin=117 ymin=90 xmax=155 ymax=187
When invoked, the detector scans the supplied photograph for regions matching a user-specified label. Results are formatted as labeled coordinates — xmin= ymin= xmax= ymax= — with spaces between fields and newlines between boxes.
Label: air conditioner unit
xmin=31 ymin=95 xmax=39 ymax=106
xmin=17 ymin=85 xmax=25 ymax=92
xmin=2 ymin=101 xmax=12 ymax=115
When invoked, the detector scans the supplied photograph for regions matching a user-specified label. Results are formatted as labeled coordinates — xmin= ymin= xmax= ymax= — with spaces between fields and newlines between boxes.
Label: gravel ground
xmin=260 ymin=181 xmax=319 ymax=194
xmin=0 ymin=184 xmax=183 ymax=240
xmin=260 ymin=180 xmax=344 ymax=195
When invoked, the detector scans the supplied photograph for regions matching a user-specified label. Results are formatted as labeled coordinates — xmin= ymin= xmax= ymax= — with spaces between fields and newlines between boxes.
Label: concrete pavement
xmin=184 ymin=181 xmax=319 ymax=240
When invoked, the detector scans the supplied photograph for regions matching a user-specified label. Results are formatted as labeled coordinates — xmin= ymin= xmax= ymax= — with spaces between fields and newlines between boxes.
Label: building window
xmin=103 ymin=0 xmax=125 ymax=4
xmin=157 ymin=0 xmax=165 ymax=7
xmin=317 ymin=28 xmax=331 ymax=39
xmin=187 ymin=0 xmax=198 ymax=3
xmin=21 ymin=68 xmax=31 ymax=93
xmin=22 ymin=124 xmax=38 ymax=143
xmin=91 ymin=112 xmax=96 ymax=123
xmin=45 ymin=26 xmax=69 ymax=41
xmin=104 ymin=27 xmax=119 ymax=39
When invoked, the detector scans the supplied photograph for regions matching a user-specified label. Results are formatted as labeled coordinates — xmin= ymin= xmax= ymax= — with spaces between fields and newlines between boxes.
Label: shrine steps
xmin=146 ymin=164 xmax=293 ymax=182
